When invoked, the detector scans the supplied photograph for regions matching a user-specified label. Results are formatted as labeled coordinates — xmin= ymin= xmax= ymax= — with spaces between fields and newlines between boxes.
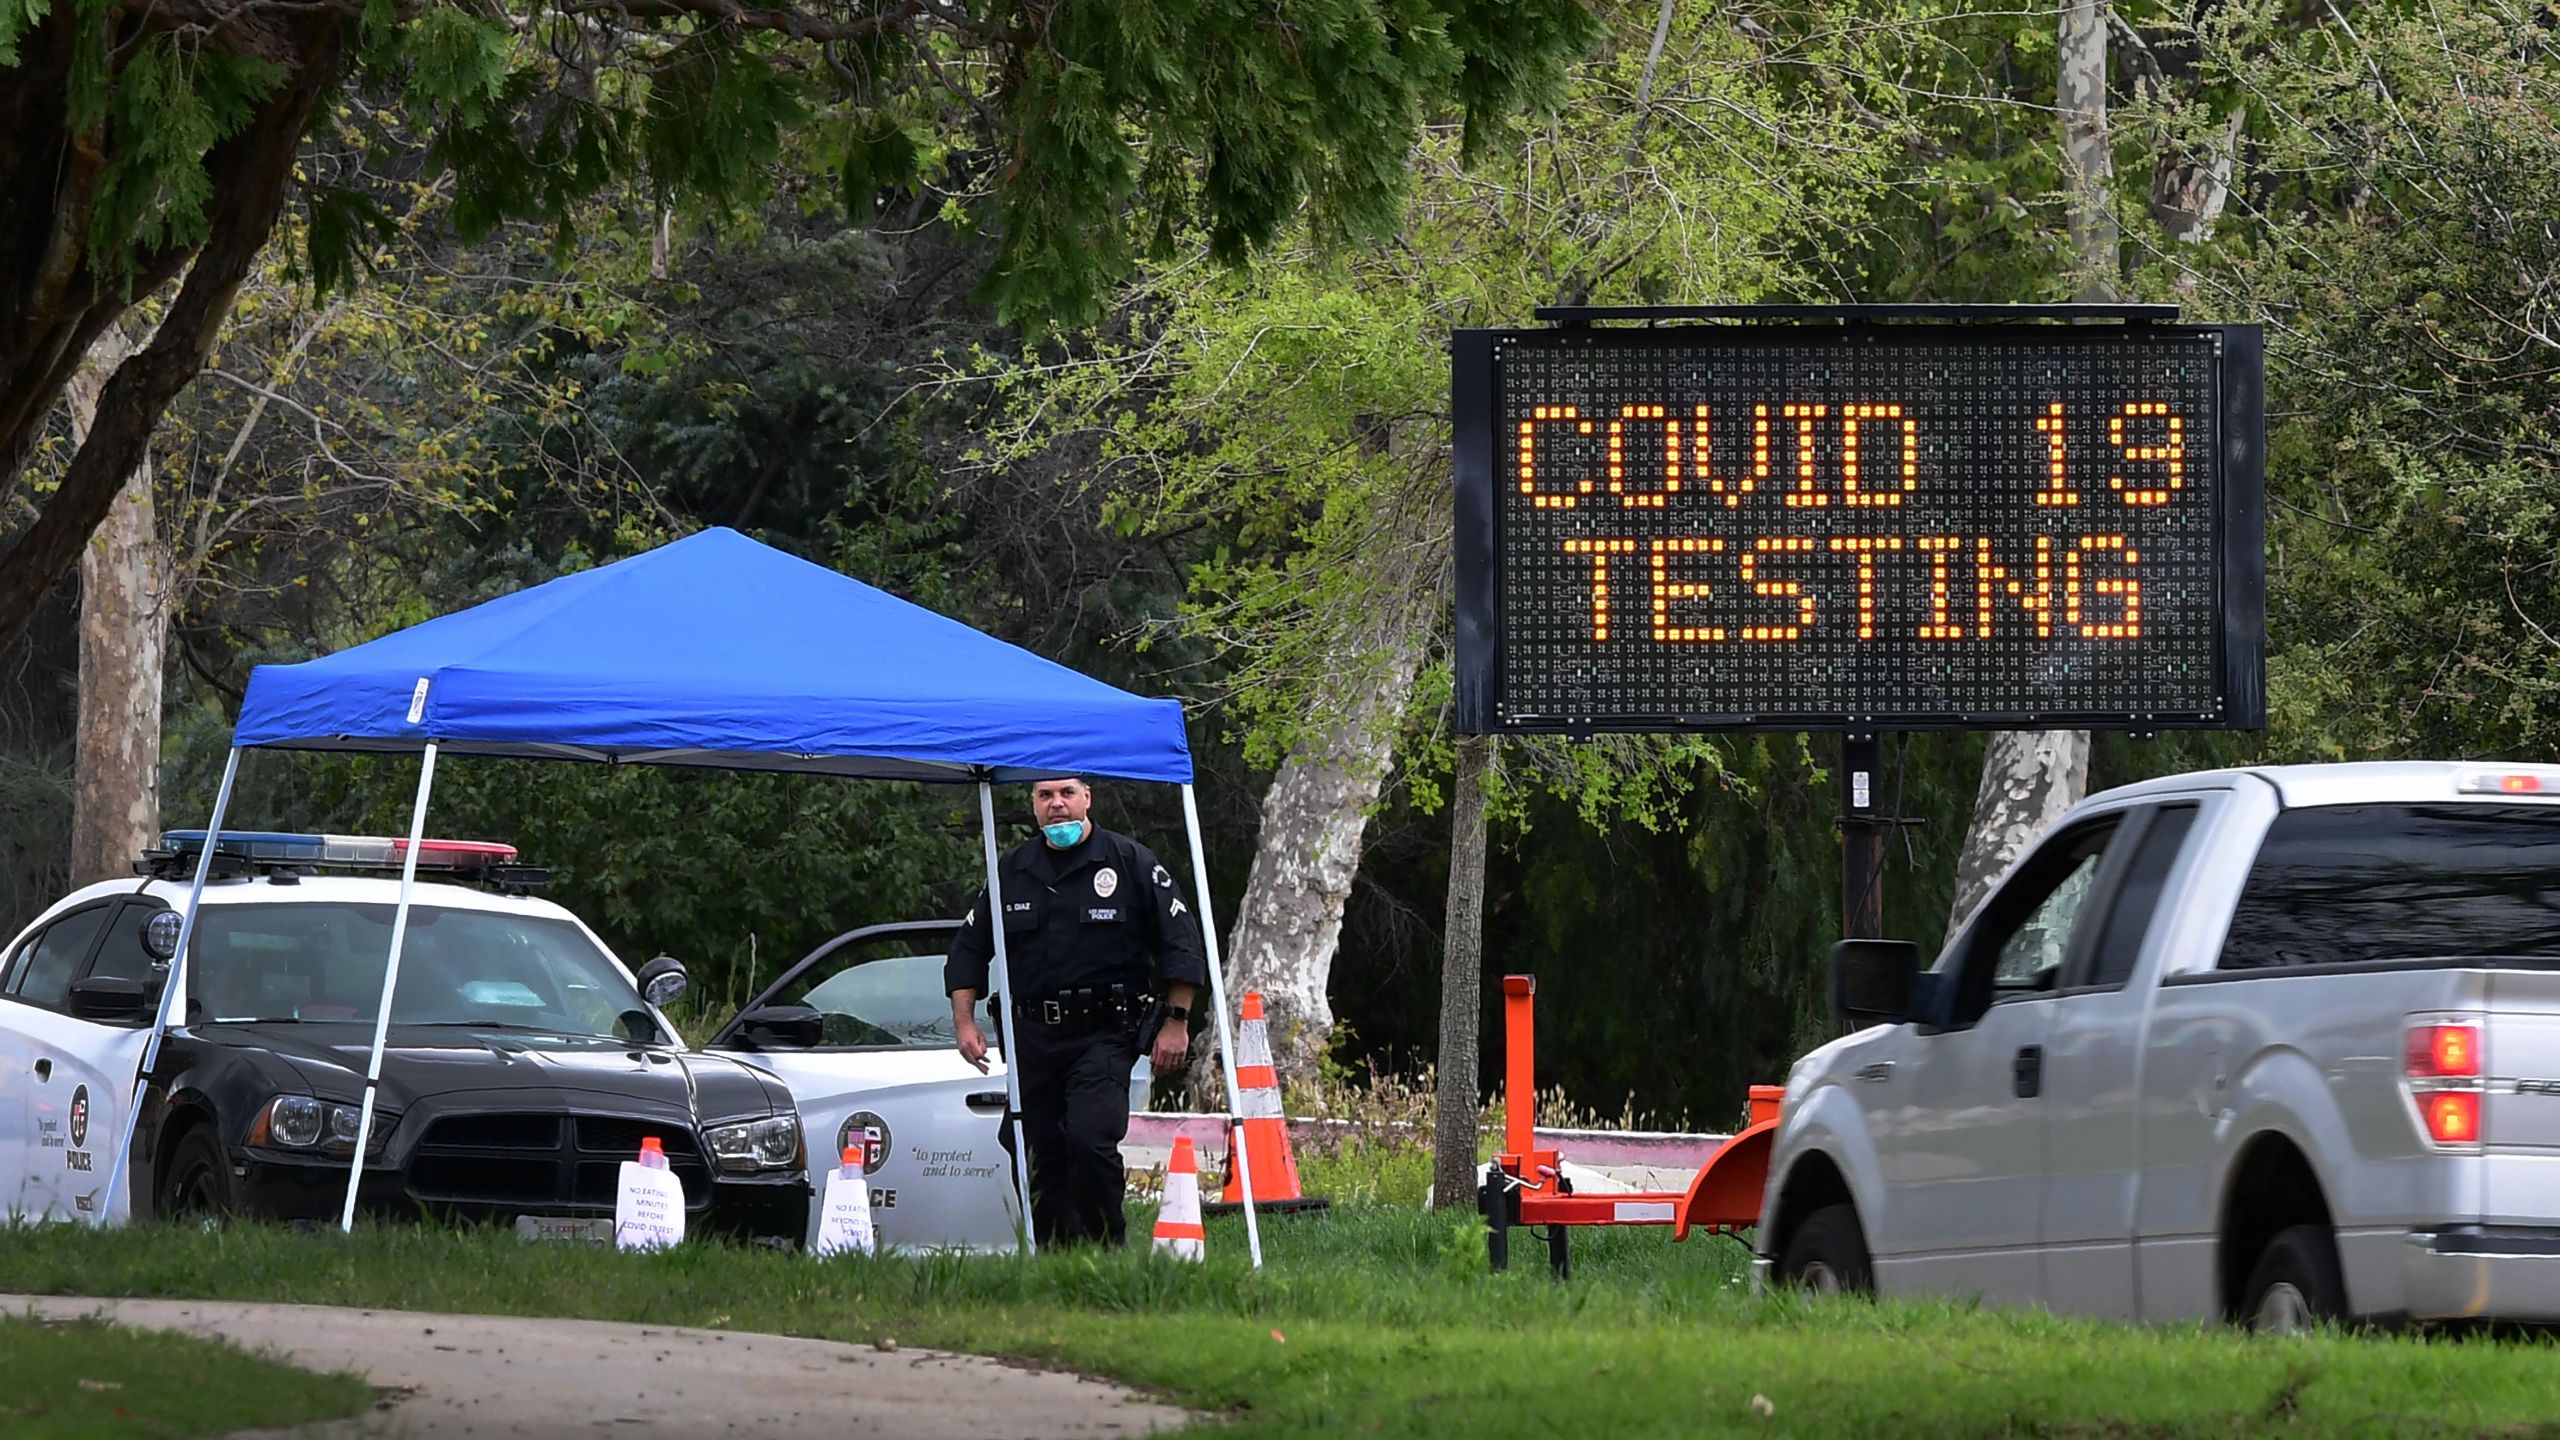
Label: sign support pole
xmin=1840 ymin=733 xmax=1886 ymax=941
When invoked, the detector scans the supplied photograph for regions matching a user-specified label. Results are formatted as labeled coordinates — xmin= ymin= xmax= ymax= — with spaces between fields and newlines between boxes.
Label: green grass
xmin=0 ymin=1311 xmax=373 ymax=1438
xmin=5 ymin=1210 xmax=2559 ymax=1438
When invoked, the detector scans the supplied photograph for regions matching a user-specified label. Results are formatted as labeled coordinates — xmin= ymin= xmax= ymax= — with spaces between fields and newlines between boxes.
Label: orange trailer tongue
xmin=1480 ymin=975 xmax=1780 ymax=1277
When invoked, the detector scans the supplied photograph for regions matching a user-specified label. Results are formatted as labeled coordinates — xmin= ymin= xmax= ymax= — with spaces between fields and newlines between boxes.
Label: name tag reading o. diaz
xmin=1450 ymin=322 xmax=2267 ymax=735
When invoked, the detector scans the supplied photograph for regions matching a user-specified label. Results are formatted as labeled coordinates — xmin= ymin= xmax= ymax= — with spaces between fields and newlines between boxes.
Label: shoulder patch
xmin=1152 ymin=863 xmax=1173 ymax=889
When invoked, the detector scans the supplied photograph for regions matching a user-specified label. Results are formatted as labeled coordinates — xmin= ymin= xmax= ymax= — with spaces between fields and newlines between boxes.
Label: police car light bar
xmin=2455 ymin=768 xmax=2560 ymax=796
xmin=159 ymin=831 xmax=520 ymax=870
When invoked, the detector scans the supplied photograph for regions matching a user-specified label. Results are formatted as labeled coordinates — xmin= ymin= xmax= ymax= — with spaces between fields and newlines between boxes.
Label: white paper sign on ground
xmin=813 ymin=1168 xmax=876 ymax=1257
xmin=614 ymin=1161 xmax=687 ymax=1250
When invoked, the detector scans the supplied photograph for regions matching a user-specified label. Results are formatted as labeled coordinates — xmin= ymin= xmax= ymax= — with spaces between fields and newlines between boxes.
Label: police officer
xmin=946 ymin=774 xmax=1204 ymax=1247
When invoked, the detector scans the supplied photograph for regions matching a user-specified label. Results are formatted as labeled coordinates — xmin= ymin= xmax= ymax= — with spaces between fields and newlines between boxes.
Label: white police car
xmin=0 ymin=831 xmax=808 ymax=1239
xmin=703 ymin=919 xmax=1025 ymax=1251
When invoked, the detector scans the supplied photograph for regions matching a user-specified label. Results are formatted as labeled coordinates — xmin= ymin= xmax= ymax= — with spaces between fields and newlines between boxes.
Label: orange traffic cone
xmin=1208 ymin=992 xmax=1329 ymax=1216
xmin=1151 ymin=1136 xmax=1206 ymax=1261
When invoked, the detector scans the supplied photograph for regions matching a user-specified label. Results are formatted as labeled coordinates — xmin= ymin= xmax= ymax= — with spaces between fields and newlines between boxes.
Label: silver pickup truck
xmin=1756 ymin=761 xmax=2560 ymax=1330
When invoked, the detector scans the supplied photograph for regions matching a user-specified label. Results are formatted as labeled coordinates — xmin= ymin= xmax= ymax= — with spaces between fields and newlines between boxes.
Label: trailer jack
xmin=1480 ymin=975 xmax=1778 ymax=1277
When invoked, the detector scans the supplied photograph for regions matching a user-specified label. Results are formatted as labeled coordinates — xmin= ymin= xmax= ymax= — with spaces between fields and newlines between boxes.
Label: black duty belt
xmin=1026 ymin=986 xmax=1146 ymax=1026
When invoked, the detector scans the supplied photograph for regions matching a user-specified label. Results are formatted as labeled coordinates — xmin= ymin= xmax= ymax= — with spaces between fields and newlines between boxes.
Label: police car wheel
xmin=1777 ymin=1203 xmax=1873 ymax=1297
xmin=158 ymin=1125 xmax=236 ymax=1221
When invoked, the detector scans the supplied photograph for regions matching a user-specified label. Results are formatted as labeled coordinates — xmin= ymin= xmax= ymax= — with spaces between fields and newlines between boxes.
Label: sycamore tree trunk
xmin=0 ymin=9 xmax=343 ymax=658
xmin=1429 ymin=734 xmax=1494 ymax=1211
xmin=1951 ymin=0 xmax=2114 ymax=928
xmin=1193 ymin=633 xmax=1424 ymax=1106
xmin=1948 ymin=730 xmax=2092 ymax=931
xmin=66 ymin=326 xmax=168 ymax=887
xmin=2059 ymin=0 xmax=2117 ymax=304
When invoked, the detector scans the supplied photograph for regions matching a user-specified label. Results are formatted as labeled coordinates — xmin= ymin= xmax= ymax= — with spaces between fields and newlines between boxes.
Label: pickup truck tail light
xmin=2404 ymin=1015 xmax=2485 ymax=1149
xmin=2406 ymin=1023 xmax=2481 ymax=1078
xmin=2423 ymin=1092 xmax=2482 ymax=1145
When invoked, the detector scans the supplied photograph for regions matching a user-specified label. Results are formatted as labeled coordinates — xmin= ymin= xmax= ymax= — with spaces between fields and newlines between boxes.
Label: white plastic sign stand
xmin=814 ymin=1163 xmax=877 ymax=1257
xmin=614 ymin=1161 xmax=687 ymax=1249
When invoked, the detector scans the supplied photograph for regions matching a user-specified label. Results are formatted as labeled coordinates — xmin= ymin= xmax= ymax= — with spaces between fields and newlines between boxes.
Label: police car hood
xmin=194 ymin=1022 xmax=787 ymax=1123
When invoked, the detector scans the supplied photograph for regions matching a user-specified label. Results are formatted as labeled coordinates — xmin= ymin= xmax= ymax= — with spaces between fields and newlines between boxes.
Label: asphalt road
xmin=4 ymin=1294 xmax=1192 ymax=1439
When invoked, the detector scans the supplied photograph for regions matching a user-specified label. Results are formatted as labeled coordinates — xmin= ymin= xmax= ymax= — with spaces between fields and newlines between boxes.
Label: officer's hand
xmin=1150 ymin=1020 xmax=1189 ymax=1075
xmin=957 ymin=1018 xmax=990 ymax=1073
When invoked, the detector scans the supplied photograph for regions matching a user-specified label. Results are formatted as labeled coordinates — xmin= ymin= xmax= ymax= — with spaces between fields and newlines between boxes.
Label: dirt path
xmin=4 ymin=1294 xmax=1192 ymax=1439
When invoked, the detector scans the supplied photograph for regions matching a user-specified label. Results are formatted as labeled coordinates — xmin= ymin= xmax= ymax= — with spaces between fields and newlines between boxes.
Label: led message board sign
xmin=1452 ymin=322 xmax=2265 ymax=734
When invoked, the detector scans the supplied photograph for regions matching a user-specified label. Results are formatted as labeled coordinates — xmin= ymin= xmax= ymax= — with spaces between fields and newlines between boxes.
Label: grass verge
xmin=4 ymin=1208 xmax=2558 ymax=1438
xmin=0 ymin=1310 xmax=373 ymax=1438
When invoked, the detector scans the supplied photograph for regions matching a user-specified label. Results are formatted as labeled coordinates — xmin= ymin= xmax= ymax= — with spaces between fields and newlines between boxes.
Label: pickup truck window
xmin=1996 ymin=849 xmax=2106 ymax=991
xmin=2083 ymin=805 xmax=2199 ymax=989
xmin=2219 ymin=803 xmax=2560 ymax=970
xmin=1944 ymin=817 xmax=2123 ymax=1022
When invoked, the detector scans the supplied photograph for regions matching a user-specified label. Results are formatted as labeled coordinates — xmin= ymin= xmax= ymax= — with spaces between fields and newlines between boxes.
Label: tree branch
xmin=0 ymin=20 xmax=344 ymax=657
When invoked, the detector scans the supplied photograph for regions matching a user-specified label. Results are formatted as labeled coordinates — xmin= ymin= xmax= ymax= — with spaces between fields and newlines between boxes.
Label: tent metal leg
xmin=341 ymin=742 xmax=439 ymax=1233
xmin=102 ymin=745 xmax=242 ymax=1224
xmin=1181 ymin=782 xmax=1262 ymax=1269
xmin=977 ymin=780 xmax=1038 ymax=1258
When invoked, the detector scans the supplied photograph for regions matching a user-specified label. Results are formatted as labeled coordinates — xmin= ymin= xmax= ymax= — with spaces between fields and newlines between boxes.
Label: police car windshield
xmin=186 ymin=902 xmax=645 ymax=1037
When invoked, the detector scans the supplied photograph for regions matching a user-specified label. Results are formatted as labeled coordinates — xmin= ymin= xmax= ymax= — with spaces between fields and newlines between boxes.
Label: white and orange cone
xmin=1151 ymin=1135 xmax=1206 ymax=1262
xmin=1212 ymin=992 xmax=1322 ymax=1213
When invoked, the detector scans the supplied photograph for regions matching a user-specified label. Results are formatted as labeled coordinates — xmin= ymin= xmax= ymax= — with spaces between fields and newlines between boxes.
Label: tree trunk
xmin=1191 ymin=634 xmax=1424 ymax=1106
xmin=2151 ymin=109 xmax=2244 ymax=247
xmin=1429 ymin=735 xmax=1494 ymax=1211
xmin=1949 ymin=0 xmax=2113 ymax=931
xmin=68 ymin=325 xmax=168 ymax=887
xmin=1948 ymin=730 xmax=2092 ymax=932
xmin=2058 ymin=0 xmax=2116 ymax=303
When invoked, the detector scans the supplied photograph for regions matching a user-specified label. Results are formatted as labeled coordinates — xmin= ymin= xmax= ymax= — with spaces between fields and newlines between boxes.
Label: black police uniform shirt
xmin=944 ymin=826 xmax=1209 ymax=1001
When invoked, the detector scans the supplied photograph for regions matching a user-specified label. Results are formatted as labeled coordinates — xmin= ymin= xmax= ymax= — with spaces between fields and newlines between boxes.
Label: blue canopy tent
xmin=107 ymin=528 xmax=1266 ymax=1262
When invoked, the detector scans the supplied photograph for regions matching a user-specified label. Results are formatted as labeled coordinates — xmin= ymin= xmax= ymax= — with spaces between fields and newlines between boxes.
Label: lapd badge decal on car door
xmin=839 ymin=1111 xmax=892 ymax=1173
xmin=1093 ymin=868 xmax=1118 ymax=898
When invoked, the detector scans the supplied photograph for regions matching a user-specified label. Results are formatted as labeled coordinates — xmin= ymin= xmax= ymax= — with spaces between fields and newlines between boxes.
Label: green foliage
xmin=398 ymin=7 xmax=512 ymax=125
xmin=87 ymin=37 xmax=282 ymax=272
xmin=0 ymin=0 xmax=46 ymax=66
xmin=14 ymin=0 xmax=1596 ymax=330
xmin=836 ymin=114 xmax=922 ymax=226
xmin=2168 ymin=0 xmax=2560 ymax=760
xmin=640 ymin=33 xmax=806 ymax=217
xmin=302 ymin=187 xmax=400 ymax=295
xmin=979 ymin=0 xmax=1598 ymax=325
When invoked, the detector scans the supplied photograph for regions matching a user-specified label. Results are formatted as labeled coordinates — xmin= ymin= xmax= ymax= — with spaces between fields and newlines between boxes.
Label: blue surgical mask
xmin=1042 ymin=821 xmax=1086 ymax=848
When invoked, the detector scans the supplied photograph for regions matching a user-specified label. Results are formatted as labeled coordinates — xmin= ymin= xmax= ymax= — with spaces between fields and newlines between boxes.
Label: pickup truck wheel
xmin=1777 ymin=1203 xmax=1873 ymax=1296
xmin=2239 ymin=1224 xmax=2346 ymax=1334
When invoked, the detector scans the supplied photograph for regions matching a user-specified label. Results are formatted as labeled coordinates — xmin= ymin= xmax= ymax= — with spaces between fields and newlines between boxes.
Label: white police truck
xmin=1760 ymin=762 xmax=2560 ymax=1329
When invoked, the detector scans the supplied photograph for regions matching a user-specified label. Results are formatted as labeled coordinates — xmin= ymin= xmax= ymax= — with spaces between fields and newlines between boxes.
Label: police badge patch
xmin=1093 ymin=867 xmax=1119 ymax=898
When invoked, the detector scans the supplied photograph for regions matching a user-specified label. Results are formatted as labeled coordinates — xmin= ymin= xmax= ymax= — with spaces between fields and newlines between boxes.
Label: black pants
xmin=1004 ymin=1013 xmax=1142 ymax=1248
